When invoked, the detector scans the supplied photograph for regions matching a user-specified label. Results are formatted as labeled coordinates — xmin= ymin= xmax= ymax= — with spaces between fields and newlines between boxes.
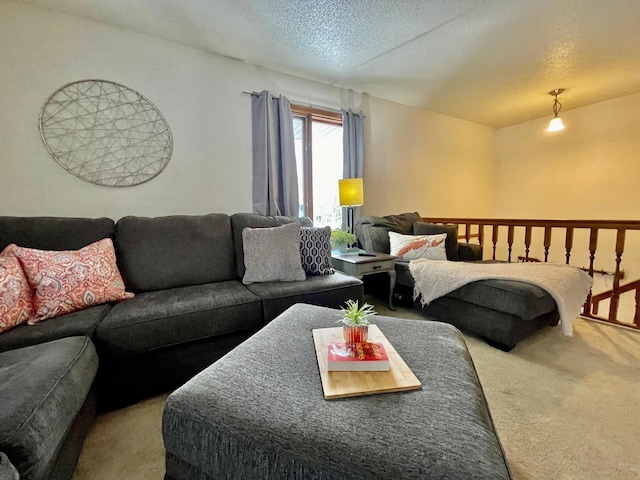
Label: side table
xmin=331 ymin=252 xmax=397 ymax=310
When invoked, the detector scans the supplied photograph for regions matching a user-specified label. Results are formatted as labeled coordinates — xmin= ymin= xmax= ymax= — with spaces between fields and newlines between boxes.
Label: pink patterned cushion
xmin=2 ymin=238 xmax=134 ymax=323
xmin=0 ymin=255 xmax=36 ymax=333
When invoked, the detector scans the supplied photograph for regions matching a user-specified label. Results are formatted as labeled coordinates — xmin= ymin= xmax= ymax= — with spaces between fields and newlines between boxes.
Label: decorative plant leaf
xmin=337 ymin=299 xmax=377 ymax=326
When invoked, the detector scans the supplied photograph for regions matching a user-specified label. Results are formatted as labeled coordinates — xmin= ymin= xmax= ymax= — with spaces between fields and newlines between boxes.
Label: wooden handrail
xmin=423 ymin=218 xmax=640 ymax=230
xmin=591 ymin=280 xmax=640 ymax=304
xmin=422 ymin=216 xmax=640 ymax=330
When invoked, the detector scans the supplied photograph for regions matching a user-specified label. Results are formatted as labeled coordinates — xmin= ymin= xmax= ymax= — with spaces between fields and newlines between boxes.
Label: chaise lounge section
xmin=356 ymin=212 xmax=560 ymax=350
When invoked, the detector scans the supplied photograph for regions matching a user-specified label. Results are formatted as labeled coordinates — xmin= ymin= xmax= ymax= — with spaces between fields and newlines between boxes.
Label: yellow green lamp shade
xmin=338 ymin=178 xmax=364 ymax=207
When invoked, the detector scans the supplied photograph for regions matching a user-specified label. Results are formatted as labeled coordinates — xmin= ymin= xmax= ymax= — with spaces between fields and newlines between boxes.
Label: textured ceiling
xmin=17 ymin=0 xmax=640 ymax=128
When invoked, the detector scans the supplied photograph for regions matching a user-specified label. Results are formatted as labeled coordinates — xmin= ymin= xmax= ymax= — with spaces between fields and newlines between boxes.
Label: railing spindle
xmin=544 ymin=226 xmax=552 ymax=262
xmin=507 ymin=225 xmax=515 ymax=262
xmin=583 ymin=228 xmax=599 ymax=315
xmin=565 ymin=227 xmax=574 ymax=264
xmin=492 ymin=225 xmax=499 ymax=260
xmin=524 ymin=226 xmax=532 ymax=261
xmin=609 ymin=229 xmax=626 ymax=322
xmin=635 ymin=289 xmax=640 ymax=327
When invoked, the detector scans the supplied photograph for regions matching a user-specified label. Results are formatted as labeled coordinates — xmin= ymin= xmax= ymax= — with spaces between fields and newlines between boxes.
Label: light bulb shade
xmin=547 ymin=116 xmax=565 ymax=132
xmin=338 ymin=178 xmax=364 ymax=207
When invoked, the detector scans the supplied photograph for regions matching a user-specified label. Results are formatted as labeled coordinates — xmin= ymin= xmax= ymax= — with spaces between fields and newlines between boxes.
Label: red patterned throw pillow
xmin=0 ymin=255 xmax=36 ymax=333
xmin=2 ymin=238 xmax=134 ymax=323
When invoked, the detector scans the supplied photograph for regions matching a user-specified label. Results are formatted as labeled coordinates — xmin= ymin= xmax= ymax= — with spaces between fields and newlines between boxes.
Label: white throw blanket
xmin=409 ymin=260 xmax=594 ymax=336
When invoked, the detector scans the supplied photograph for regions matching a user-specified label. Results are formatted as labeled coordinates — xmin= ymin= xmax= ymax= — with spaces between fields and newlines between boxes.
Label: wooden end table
xmin=331 ymin=252 xmax=397 ymax=310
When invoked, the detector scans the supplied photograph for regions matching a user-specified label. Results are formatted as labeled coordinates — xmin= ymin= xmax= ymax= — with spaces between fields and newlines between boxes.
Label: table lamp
xmin=339 ymin=178 xmax=364 ymax=235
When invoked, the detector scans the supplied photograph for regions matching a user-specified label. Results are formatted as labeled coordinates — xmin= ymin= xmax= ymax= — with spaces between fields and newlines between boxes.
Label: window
xmin=292 ymin=105 xmax=343 ymax=228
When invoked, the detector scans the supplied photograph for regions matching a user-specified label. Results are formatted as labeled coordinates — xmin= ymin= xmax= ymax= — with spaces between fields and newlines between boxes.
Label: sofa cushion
xmin=394 ymin=261 xmax=556 ymax=320
xmin=355 ymin=212 xmax=422 ymax=253
xmin=0 ymin=217 xmax=115 ymax=252
xmin=242 ymin=223 xmax=306 ymax=284
xmin=3 ymin=239 xmax=133 ymax=323
xmin=0 ymin=304 xmax=112 ymax=354
xmin=389 ymin=232 xmax=447 ymax=261
xmin=245 ymin=272 xmax=363 ymax=322
xmin=0 ymin=256 xmax=35 ymax=332
xmin=447 ymin=279 xmax=557 ymax=321
xmin=230 ymin=213 xmax=313 ymax=278
xmin=300 ymin=227 xmax=334 ymax=275
xmin=0 ymin=452 xmax=18 ymax=480
xmin=115 ymin=214 xmax=237 ymax=292
xmin=0 ymin=337 xmax=98 ymax=480
xmin=413 ymin=222 xmax=460 ymax=261
xmin=96 ymin=281 xmax=263 ymax=357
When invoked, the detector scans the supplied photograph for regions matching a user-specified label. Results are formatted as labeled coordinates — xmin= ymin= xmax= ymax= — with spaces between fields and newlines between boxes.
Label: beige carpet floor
xmin=72 ymin=296 xmax=640 ymax=480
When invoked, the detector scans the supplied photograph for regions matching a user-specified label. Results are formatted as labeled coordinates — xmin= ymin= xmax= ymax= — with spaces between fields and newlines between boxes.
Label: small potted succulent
xmin=337 ymin=299 xmax=377 ymax=343
xmin=330 ymin=229 xmax=357 ymax=253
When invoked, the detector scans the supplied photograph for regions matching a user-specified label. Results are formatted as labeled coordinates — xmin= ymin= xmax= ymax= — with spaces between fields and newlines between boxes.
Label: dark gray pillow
xmin=355 ymin=212 xmax=422 ymax=253
xmin=300 ymin=227 xmax=334 ymax=275
xmin=242 ymin=222 xmax=306 ymax=284
xmin=413 ymin=222 xmax=460 ymax=261
xmin=358 ymin=212 xmax=422 ymax=234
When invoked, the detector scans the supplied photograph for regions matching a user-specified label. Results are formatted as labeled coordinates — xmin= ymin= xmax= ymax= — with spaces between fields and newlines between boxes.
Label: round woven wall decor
xmin=39 ymin=79 xmax=173 ymax=187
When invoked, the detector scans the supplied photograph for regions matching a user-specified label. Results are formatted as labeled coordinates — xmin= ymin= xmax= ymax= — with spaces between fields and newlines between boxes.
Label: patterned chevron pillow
xmin=300 ymin=227 xmax=334 ymax=275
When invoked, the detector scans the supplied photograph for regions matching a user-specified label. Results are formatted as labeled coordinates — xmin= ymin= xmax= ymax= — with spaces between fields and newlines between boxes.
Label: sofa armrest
xmin=458 ymin=243 xmax=483 ymax=261
xmin=358 ymin=224 xmax=392 ymax=254
xmin=0 ymin=453 xmax=18 ymax=480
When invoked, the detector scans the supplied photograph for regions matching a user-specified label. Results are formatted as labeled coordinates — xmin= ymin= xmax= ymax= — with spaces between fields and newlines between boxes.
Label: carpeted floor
xmin=72 ymin=296 xmax=640 ymax=480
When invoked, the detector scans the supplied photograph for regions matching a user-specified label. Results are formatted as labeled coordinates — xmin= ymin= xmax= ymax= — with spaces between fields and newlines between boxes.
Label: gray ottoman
xmin=163 ymin=303 xmax=511 ymax=480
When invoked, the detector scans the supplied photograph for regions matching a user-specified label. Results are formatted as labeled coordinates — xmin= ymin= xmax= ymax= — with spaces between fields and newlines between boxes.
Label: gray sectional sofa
xmin=0 ymin=213 xmax=363 ymax=480
xmin=356 ymin=212 xmax=559 ymax=350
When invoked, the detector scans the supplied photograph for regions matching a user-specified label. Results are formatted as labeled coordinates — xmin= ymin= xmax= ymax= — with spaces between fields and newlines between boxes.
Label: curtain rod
xmin=242 ymin=91 xmax=358 ymax=116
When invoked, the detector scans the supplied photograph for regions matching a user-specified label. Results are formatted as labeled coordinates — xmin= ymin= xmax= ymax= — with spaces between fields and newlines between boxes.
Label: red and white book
xmin=327 ymin=342 xmax=390 ymax=372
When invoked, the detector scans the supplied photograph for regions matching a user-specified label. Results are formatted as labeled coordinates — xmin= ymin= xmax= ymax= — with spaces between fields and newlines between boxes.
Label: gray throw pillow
xmin=300 ymin=226 xmax=334 ymax=275
xmin=413 ymin=222 xmax=460 ymax=261
xmin=242 ymin=222 xmax=306 ymax=284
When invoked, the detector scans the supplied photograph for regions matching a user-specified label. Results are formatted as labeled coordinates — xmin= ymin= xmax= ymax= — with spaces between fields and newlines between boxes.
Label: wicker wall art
xmin=39 ymin=79 xmax=173 ymax=186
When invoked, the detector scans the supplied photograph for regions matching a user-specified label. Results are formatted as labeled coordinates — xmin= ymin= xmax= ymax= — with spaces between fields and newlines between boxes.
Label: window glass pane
xmin=312 ymin=122 xmax=342 ymax=228
xmin=292 ymin=116 xmax=305 ymax=218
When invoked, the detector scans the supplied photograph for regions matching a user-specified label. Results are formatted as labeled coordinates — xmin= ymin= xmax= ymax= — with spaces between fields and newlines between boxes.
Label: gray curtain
xmin=252 ymin=90 xmax=299 ymax=216
xmin=342 ymin=109 xmax=365 ymax=230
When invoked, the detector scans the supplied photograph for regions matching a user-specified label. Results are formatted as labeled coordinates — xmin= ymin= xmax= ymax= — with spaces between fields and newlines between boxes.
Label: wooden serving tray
xmin=312 ymin=325 xmax=421 ymax=400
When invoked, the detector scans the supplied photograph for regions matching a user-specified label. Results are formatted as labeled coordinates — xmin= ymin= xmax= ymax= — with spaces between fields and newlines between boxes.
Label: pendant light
xmin=546 ymin=88 xmax=565 ymax=132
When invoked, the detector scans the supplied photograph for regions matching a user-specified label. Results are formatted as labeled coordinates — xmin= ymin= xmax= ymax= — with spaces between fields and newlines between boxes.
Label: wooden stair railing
xmin=591 ymin=279 xmax=640 ymax=327
xmin=421 ymin=217 xmax=640 ymax=330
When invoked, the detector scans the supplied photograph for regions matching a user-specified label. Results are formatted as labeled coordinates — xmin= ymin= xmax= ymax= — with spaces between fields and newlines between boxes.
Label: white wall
xmin=365 ymin=99 xmax=495 ymax=218
xmin=494 ymin=93 xmax=640 ymax=220
xmin=0 ymin=0 xmax=496 ymax=220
